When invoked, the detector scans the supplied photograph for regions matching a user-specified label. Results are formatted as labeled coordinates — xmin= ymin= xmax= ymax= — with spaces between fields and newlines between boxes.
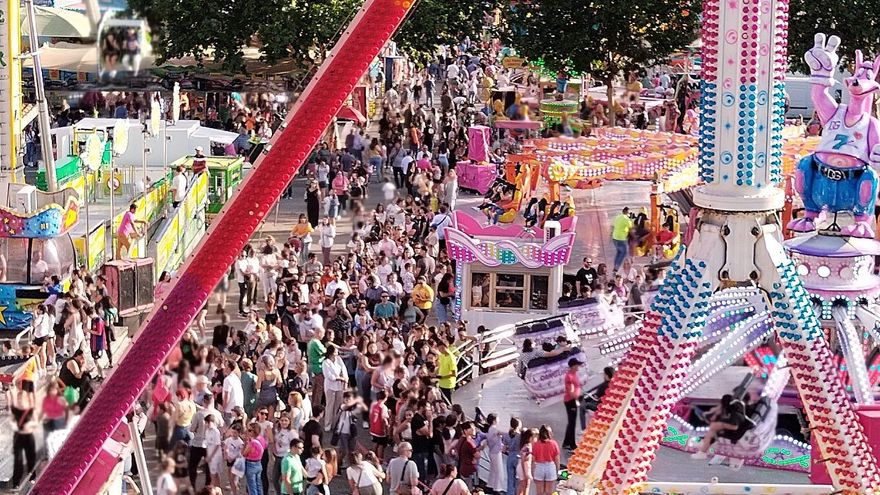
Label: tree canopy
xmin=788 ymin=0 xmax=880 ymax=73
xmin=127 ymin=0 xmax=502 ymax=73
xmin=504 ymin=0 xmax=699 ymax=86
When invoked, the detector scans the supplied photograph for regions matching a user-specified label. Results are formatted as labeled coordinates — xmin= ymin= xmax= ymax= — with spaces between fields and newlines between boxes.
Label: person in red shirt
xmin=192 ymin=146 xmax=207 ymax=174
xmin=456 ymin=421 xmax=480 ymax=488
xmin=532 ymin=426 xmax=560 ymax=495
xmin=369 ymin=390 xmax=390 ymax=460
xmin=562 ymin=358 xmax=583 ymax=450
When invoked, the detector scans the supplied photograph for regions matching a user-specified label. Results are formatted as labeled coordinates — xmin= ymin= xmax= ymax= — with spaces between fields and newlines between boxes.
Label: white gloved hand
xmin=804 ymin=33 xmax=840 ymax=87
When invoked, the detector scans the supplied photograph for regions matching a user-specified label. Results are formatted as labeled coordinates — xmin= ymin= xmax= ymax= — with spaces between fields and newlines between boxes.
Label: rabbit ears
xmin=854 ymin=49 xmax=880 ymax=78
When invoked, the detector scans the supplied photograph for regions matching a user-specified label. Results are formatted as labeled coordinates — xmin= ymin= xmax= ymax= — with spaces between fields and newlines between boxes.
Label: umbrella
xmin=21 ymin=6 xmax=92 ymax=38
xmin=337 ymin=105 xmax=366 ymax=124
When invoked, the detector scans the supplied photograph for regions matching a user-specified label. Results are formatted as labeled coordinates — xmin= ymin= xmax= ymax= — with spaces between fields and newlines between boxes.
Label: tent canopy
xmin=22 ymin=6 xmax=92 ymax=38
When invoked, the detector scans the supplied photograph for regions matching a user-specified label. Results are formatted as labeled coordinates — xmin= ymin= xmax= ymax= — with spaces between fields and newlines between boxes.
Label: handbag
xmin=231 ymin=457 xmax=246 ymax=478
xmin=397 ymin=460 xmax=418 ymax=495
xmin=354 ymin=466 xmax=364 ymax=495
xmin=63 ymin=385 xmax=80 ymax=406
xmin=331 ymin=407 xmax=357 ymax=445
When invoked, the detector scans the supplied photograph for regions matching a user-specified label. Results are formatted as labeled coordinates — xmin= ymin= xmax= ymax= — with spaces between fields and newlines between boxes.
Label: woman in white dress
xmin=485 ymin=414 xmax=507 ymax=494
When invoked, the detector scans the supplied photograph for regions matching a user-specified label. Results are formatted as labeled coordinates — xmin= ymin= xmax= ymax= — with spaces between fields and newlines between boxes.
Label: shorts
xmin=372 ymin=435 xmax=389 ymax=446
xmin=533 ymin=461 xmax=557 ymax=481
xmin=33 ymin=336 xmax=48 ymax=345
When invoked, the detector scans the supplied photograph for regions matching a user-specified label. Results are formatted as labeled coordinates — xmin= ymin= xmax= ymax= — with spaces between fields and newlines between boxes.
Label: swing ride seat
xmin=710 ymin=397 xmax=778 ymax=466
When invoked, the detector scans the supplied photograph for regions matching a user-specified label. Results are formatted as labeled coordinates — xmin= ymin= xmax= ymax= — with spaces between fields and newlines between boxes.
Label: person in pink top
xmin=40 ymin=382 xmax=68 ymax=435
xmin=562 ymin=357 xmax=582 ymax=450
xmin=116 ymin=203 xmax=147 ymax=260
xmin=241 ymin=423 xmax=266 ymax=495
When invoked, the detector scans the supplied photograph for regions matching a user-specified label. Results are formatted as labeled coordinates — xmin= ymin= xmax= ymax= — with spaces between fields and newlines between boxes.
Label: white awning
xmin=191 ymin=127 xmax=239 ymax=145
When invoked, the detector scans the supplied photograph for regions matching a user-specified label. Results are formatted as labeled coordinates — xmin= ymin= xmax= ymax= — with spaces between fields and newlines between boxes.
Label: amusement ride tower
xmin=564 ymin=0 xmax=880 ymax=493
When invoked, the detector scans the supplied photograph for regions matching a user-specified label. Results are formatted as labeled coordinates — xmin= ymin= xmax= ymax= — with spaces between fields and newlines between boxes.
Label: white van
xmin=785 ymin=76 xmax=813 ymax=118
xmin=785 ymin=72 xmax=849 ymax=118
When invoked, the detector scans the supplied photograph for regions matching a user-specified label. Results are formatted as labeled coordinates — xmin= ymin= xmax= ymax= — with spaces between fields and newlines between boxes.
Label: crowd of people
xmin=137 ymin=39 xmax=578 ymax=495
xmin=4 ymin=27 xmax=691 ymax=495
xmin=8 ymin=267 xmax=120 ymax=487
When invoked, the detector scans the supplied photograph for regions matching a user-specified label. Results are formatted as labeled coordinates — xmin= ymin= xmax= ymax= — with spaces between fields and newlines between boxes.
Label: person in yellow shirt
xmin=15 ymin=345 xmax=38 ymax=403
xmin=611 ymin=207 xmax=633 ymax=272
xmin=411 ymin=277 xmax=434 ymax=323
xmin=625 ymin=71 xmax=643 ymax=103
xmin=437 ymin=339 xmax=459 ymax=402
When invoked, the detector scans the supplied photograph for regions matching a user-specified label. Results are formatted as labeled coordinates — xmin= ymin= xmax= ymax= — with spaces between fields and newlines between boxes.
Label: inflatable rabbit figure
xmin=788 ymin=33 xmax=880 ymax=238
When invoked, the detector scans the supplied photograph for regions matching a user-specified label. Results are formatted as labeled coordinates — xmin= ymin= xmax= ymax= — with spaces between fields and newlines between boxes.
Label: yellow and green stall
xmin=169 ymin=155 xmax=245 ymax=219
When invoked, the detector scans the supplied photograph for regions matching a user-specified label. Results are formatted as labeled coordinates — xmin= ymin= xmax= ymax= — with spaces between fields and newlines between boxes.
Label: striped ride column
xmin=566 ymin=312 xmax=659 ymax=486
xmin=700 ymin=0 xmax=786 ymax=193
xmin=596 ymin=258 xmax=715 ymax=494
xmin=770 ymin=260 xmax=880 ymax=493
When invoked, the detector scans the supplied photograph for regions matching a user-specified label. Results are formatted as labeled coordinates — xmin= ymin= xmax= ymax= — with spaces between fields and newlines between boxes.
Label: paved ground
xmin=455 ymin=367 xmax=810 ymax=485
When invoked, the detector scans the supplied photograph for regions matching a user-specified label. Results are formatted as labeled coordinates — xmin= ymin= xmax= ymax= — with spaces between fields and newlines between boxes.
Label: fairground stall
xmin=444 ymin=211 xmax=576 ymax=329
xmin=169 ymin=155 xmax=245 ymax=219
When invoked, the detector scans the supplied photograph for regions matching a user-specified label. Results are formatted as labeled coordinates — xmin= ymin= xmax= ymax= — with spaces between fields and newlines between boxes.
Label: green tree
xmin=788 ymin=0 xmax=880 ymax=73
xmin=395 ymin=0 xmax=503 ymax=65
xmin=505 ymin=0 xmax=699 ymax=106
xmin=127 ymin=0 xmax=356 ymax=72
xmin=127 ymin=0 xmax=500 ymax=73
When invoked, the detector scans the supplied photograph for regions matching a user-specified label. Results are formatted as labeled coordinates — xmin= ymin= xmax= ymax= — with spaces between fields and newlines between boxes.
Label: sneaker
xmin=363 ymin=421 xmax=369 ymax=429
xmin=690 ymin=451 xmax=707 ymax=460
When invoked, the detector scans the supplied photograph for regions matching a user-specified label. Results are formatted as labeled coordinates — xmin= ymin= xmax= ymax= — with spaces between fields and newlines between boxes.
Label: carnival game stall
xmin=457 ymin=161 xmax=496 ymax=195
xmin=51 ymin=118 xmax=239 ymax=168
xmin=443 ymin=211 xmax=576 ymax=330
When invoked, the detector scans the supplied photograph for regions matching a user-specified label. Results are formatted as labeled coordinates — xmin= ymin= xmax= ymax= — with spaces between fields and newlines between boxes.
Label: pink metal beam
xmin=31 ymin=1 xmax=415 ymax=492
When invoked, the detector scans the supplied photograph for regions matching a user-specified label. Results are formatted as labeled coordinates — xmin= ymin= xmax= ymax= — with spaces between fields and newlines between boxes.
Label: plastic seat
xmin=710 ymin=397 xmax=777 ymax=468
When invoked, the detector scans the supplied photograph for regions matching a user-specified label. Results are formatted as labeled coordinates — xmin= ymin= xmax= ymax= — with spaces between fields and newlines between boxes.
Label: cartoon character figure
xmin=788 ymin=34 xmax=880 ymax=238
xmin=492 ymin=99 xmax=507 ymax=120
